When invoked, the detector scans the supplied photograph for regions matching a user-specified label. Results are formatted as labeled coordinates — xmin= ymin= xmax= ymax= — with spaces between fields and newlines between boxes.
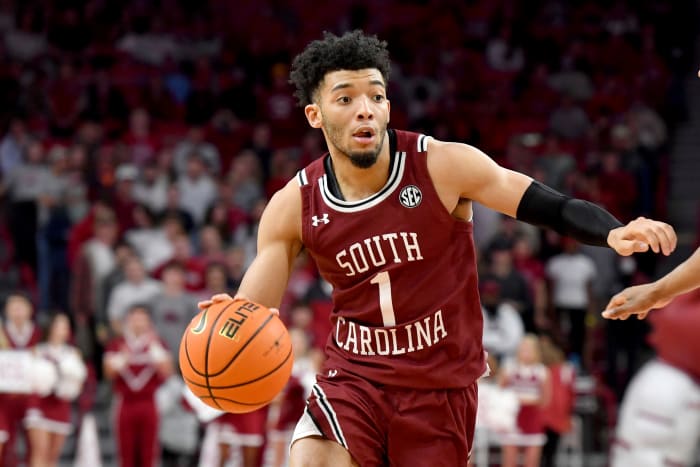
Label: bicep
xmin=236 ymin=181 xmax=303 ymax=308
xmin=429 ymin=140 xmax=533 ymax=218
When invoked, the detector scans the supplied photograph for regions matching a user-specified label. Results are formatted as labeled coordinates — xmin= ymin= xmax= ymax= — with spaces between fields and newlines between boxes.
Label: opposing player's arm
xmin=427 ymin=139 xmax=676 ymax=256
xmin=235 ymin=180 xmax=303 ymax=308
xmin=603 ymin=246 xmax=700 ymax=320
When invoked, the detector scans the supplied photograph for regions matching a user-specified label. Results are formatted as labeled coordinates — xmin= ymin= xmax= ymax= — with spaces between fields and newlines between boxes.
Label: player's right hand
xmin=602 ymin=283 xmax=673 ymax=320
xmin=197 ymin=293 xmax=234 ymax=311
xmin=197 ymin=293 xmax=280 ymax=315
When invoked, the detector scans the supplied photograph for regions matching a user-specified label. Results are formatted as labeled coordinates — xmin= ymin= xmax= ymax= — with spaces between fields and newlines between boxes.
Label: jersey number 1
xmin=370 ymin=271 xmax=396 ymax=326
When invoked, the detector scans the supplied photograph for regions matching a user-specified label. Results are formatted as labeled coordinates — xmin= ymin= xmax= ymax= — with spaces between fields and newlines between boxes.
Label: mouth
xmin=352 ymin=127 xmax=376 ymax=144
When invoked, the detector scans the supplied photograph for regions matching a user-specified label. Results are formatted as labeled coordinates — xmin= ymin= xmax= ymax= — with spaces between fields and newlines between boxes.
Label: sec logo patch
xmin=399 ymin=185 xmax=422 ymax=208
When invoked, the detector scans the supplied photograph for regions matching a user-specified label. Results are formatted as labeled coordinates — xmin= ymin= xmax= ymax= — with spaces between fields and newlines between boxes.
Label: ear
xmin=386 ymin=99 xmax=391 ymax=124
xmin=305 ymin=104 xmax=322 ymax=129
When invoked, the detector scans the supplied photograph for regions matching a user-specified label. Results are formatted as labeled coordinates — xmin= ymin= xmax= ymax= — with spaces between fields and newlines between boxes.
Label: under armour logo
xmin=312 ymin=214 xmax=330 ymax=226
xmin=327 ymin=369 xmax=338 ymax=378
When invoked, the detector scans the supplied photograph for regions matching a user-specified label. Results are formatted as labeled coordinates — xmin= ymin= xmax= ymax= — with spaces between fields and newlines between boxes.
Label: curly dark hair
xmin=289 ymin=30 xmax=391 ymax=107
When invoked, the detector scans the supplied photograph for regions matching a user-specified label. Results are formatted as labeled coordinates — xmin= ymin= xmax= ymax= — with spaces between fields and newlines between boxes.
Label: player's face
xmin=306 ymin=68 xmax=390 ymax=169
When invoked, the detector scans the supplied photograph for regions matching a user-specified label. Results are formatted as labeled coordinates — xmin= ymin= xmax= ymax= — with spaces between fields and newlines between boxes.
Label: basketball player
xmin=199 ymin=31 xmax=677 ymax=466
xmin=0 ymin=293 xmax=42 ymax=466
xmin=603 ymin=247 xmax=700 ymax=466
xmin=104 ymin=304 xmax=173 ymax=467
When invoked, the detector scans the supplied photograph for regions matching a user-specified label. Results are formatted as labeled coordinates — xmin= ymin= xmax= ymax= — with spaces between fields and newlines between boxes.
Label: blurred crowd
xmin=0 ymin=0 xmax=696 ymax=465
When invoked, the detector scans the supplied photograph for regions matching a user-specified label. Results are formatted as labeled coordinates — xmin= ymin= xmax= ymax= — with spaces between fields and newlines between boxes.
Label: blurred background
xmin=0 ymin=0 xmax=698 ymax=465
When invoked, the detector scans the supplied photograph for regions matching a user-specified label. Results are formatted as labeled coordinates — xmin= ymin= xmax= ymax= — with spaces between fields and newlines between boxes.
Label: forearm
xmin=516 ymin=181 xmax=622 ymax=247
xmin=653 ymin=247 xmax=700 ymax=300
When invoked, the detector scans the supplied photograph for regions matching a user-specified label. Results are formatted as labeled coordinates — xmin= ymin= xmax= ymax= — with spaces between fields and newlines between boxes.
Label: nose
xmin=355 ymin=96 xmax=374 ymax=120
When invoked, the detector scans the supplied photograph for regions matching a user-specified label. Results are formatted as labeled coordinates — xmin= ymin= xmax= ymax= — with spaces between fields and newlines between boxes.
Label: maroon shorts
xmin=303 ymin=371 xmax=478 ymax=466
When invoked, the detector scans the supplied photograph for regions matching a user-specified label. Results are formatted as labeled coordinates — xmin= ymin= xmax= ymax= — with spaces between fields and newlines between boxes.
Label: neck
xmin=327 ymin=131 xmax=391 ymax=201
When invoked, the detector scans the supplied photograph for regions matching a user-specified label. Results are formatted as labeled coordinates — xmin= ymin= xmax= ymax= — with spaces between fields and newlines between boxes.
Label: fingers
xmin=270 ymin=307 xmax=280 ymax=316
xmin=212 ymin=293 xmax=234 ymax=302
xmin=657 ymin=222 xmax=677 ymax=256
xmin=197 ymin=293 xmax=234 ymax=311
xmin=636 ymin=311 xmax=649 ymax=320
xmin=629 ymin=218 xmax=676 ymax=256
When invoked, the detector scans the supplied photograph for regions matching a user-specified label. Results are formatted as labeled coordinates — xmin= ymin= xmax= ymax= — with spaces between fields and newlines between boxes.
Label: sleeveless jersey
xmin=297 ymin=129 xmax=485 ymax=389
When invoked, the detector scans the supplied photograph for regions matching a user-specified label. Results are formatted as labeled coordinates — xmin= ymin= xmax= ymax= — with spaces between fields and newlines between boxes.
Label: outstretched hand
xmin=607 ymin=216 xmax=676 ymax=256
xmin=196 ymin=293 xmax=280 ymax=315
xmin=602 ymin=283 xmax=673 ymax=320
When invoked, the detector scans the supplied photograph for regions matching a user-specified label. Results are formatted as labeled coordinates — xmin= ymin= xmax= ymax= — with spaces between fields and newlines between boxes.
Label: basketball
xmin=179 ymin=298 xmax=294 ymax=413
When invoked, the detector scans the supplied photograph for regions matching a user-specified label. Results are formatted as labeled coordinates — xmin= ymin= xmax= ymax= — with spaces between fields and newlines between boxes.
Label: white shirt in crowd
xmin=546 ymin=252 xmax=596 ymax=309
xmin=106 ymin=279 xmax=162 ymax=324
xmin=481 ymin=303 xmax=525 ymax=361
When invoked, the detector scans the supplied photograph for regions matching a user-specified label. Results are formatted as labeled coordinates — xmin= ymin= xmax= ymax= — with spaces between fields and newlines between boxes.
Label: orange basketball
xmin=179 ymin=298 xmax=294 ymax=413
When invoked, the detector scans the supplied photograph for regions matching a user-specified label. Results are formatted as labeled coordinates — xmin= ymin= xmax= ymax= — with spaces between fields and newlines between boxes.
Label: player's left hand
xmin=602 ymin=283 xmax=673 ymax=320
xmin=607 ymin=216 xmax=676 ymax=256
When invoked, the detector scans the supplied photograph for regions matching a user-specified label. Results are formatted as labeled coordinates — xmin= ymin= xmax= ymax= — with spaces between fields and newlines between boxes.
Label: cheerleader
xmin=498 ymin=334 xmax=551 ymax=467
xmin=25 ymin=313 xmax=87 ymax=467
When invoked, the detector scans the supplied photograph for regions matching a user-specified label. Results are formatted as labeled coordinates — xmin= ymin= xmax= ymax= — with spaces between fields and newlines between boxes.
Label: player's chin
xmin=348 ymin=151 xmax=380 ymax=169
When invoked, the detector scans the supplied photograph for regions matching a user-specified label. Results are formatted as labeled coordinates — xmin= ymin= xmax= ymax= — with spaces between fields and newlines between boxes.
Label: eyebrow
xmin=330 ymin=79 xmax=386 ymax=93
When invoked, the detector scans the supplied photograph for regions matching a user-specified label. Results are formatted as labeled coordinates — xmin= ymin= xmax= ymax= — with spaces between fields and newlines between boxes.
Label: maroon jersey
xmin=298 ymin=129 xmax=485 ymax=389
xmin=649 ymin=297 xmax=700 ymax=380
xmin=2 ymin=322 xmax=41 ymax=349
xmin=106 ymin=334 xmax=166 ymax=401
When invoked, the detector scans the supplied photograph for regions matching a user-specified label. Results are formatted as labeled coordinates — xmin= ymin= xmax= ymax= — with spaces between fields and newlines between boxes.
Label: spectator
xmin=533 ymin=133 xmax=577 ymax=195
xmin=150 ymin=262 xmax=198 ymax=364
xmin=0 ymin=117 xmax=28 ymax=177
xmin=112 ymin=164 xmax=139 ymax=234
xmin=197 ymin=224 xmax=226 ymax=265
xmin=481 ymin=240 xmax=533 ymax=324
xmin=123 ymin=108 xmax=160 ymax=168
xmin=173 ymin=125 xmax=221 ymax=176
xmin=485 ymin=24 xmax=525 ymax=73
xmin=104 ymin=304 xmax=173 ymax=467
xmin=545 ymin=237 xmax=597 ymax=367
xmin=1 ymin=139 xmax=49 ymax=275
xmin=228 ymin=150 xmax=264 ymax=213
xmin=125 ymin=205 xmax=182 ymax=273
xmin=70 ymin=209 xmax=118 ymax=354
xmin=161 ymin=185 xmax=195 ymax=234
xmin=480 ymin=280 xmax=525 ymax=363
xmin=133 ymin=161 xmax=170 ymax=215
xmin=177 ymin=153 xmax=217 ymax=226
xmin=153 ymin=233 xmax=206 ymax=292
xmin=549 ymin=93 xmax=591 ymax=141
xmin=106 ymin=256 xmax=162 ymax=335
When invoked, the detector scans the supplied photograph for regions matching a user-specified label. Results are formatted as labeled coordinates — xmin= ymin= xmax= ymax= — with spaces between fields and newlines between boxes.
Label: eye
xmin=337 ymin=96 xmax=351 ymax=104
xmin=373 ymin=95 xmax=385 ymax=102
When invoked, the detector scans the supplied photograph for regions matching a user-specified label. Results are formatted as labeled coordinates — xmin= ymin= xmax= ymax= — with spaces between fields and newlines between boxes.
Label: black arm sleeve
xmin=515 ymin=181 xmax=623 ymax=247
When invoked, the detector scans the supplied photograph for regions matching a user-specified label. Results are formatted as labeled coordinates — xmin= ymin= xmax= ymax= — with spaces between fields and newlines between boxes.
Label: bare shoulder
xmin=258 ymin=178 xmax=303 ymax=244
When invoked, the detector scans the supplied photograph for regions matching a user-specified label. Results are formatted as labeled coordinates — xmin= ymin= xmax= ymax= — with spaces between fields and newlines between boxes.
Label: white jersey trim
xmin=318 ymin=151 xmax=406 ymax=213
xmin=297 ymin=169 xmax=308 ymax=186
xmin=312 ymin=383 xmax=348 ymax=449
xmin=417 ymin=134 xmax=431 ymax=153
